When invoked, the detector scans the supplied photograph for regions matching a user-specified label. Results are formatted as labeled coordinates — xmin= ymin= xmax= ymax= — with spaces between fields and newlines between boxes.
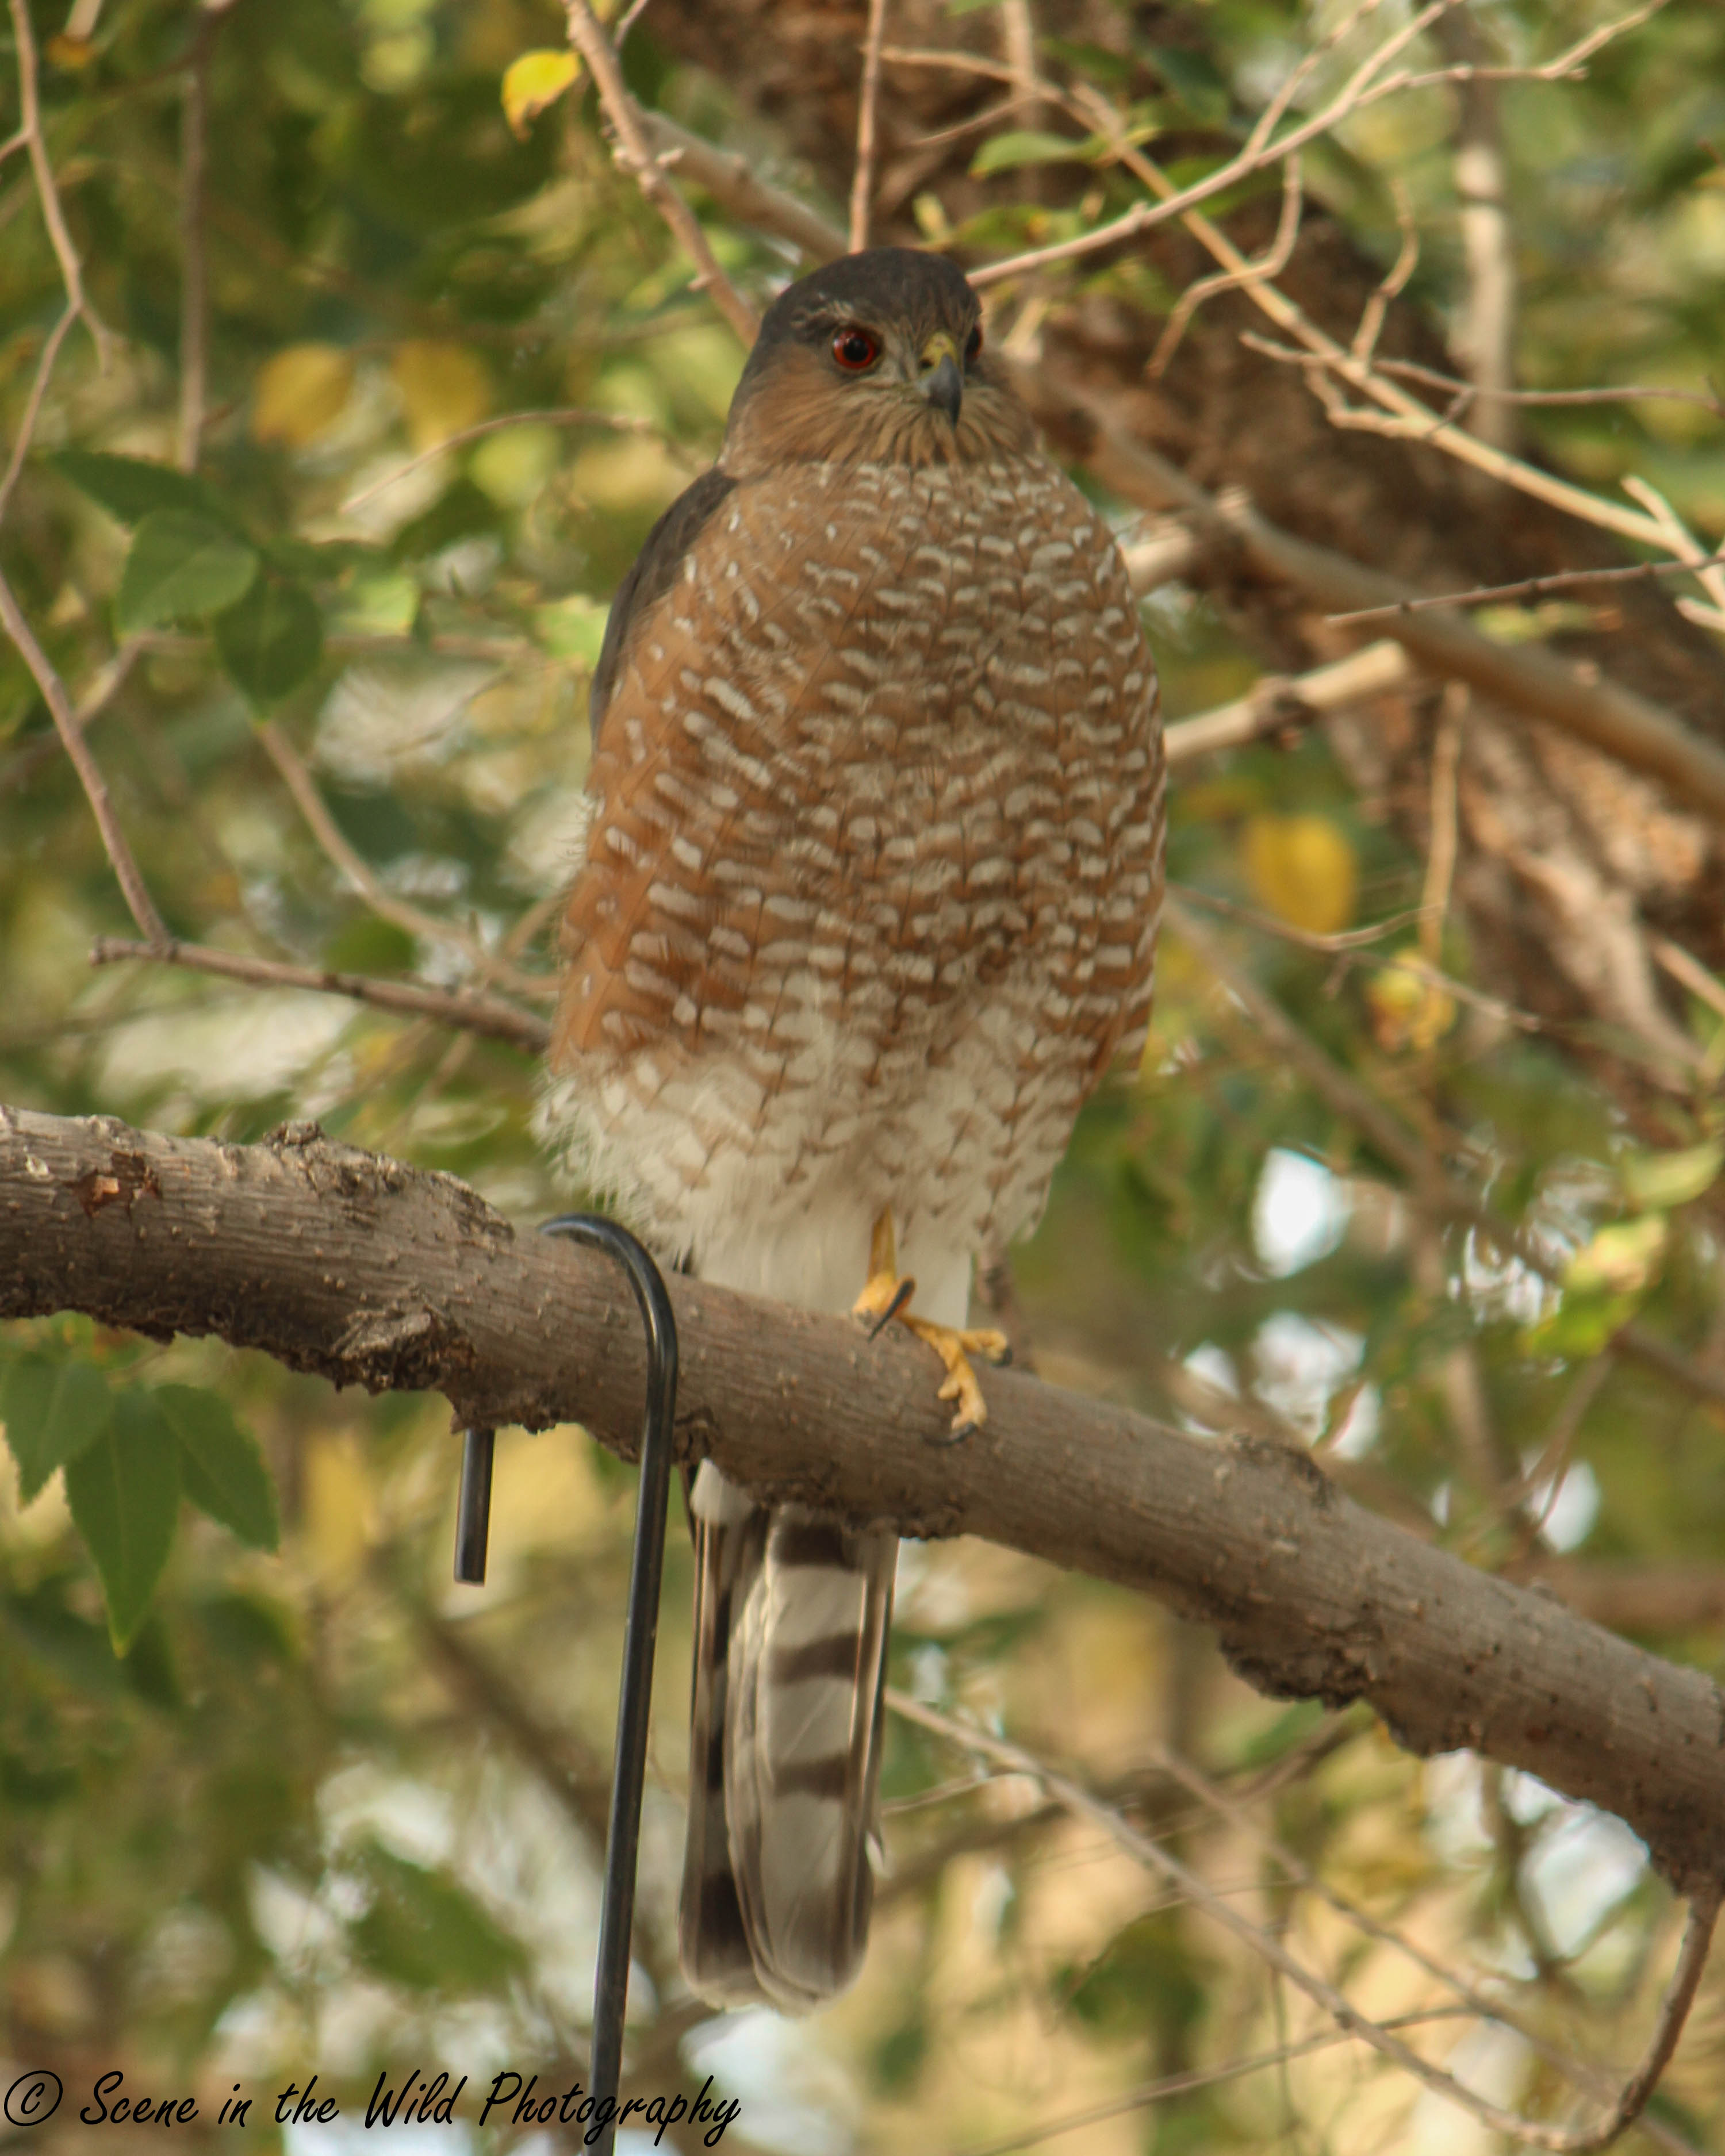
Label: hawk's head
xmin=722 ymin=248 xmax=1034 ymax=474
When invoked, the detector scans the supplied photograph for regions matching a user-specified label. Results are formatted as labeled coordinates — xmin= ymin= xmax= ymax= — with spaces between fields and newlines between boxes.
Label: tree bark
xmin=3 ymin=1100 xmax=1721 ymax=1890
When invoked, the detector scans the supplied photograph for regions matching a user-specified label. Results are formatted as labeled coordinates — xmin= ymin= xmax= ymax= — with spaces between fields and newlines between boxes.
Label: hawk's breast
xmin=544 ymin=452 xmax=1163 ymax=1272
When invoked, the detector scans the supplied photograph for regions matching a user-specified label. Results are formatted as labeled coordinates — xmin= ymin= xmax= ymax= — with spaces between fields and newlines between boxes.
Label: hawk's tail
xmin=678 ymin=1461 xmax=895 ymax=2013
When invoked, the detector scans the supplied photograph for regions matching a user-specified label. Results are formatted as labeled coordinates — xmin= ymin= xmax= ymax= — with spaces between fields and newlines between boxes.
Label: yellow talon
xmin=853 ymin=1209 xmax=1010 ymax=1437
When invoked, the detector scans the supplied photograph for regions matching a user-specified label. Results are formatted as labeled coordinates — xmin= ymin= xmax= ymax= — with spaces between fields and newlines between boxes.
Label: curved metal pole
xmin=538 ymin=1214 xmax=679 ymax=2156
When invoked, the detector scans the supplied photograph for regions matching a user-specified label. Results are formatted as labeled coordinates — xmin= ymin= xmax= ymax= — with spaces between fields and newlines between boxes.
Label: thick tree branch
xmin=2 ymin=1102 xmax=1722 ymax=1892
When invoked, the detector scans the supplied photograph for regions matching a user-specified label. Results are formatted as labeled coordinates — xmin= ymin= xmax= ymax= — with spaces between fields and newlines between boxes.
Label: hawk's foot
xmin=853 ymin=1209 xmax=1009 ymax=1440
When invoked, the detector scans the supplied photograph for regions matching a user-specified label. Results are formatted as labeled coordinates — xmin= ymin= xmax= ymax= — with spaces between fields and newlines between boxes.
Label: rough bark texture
xmin=647 ymin=0 xmax=1725 ymax=1095
xmin=4 ymin=1102 xmax=1722 ymax=1889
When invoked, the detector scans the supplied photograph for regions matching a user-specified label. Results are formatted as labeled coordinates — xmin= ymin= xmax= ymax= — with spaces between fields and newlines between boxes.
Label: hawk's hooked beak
xmin=918 ymin=331 xmax=964 ymax=425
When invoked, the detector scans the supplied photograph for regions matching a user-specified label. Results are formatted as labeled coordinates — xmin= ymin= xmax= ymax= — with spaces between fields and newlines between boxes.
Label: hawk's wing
xmin=588 ymin=465 xmax=736 ymax=748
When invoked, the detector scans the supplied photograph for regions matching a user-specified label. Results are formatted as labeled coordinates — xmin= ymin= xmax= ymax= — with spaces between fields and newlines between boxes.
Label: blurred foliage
xmin=3 ymin=1 xmax=1725 ymax=2151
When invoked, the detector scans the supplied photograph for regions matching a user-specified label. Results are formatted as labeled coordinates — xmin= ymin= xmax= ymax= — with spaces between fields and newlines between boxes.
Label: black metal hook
xmin=453 ymin=1213 xmax=679 ymax=2156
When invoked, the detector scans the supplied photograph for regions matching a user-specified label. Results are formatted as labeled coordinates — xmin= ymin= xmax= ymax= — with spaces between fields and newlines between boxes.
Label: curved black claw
xmin=926 ymin=1418 xmax=979 ymax=1448
xmin=867 ymin=1276 xmax=917 ymax=1340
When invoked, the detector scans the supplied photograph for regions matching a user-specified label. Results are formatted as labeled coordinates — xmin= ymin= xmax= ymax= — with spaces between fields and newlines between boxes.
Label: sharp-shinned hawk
xmin=540 ymin=247 xmax=1164 ymax=2012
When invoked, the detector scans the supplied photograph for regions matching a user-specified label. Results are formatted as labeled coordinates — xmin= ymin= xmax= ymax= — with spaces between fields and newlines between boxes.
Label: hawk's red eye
xmin=831 ymin=326 xmax=880 ymax=371
xmin=965 ymin=324 xmax=983 ymax=362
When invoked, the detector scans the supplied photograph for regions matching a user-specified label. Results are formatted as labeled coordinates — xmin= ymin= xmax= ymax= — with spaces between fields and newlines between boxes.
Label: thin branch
xmin=7 ymin=0 xmax=114 ymax=367
xmin=1163 ymin=640 xmax=1412 ymax=765
xmin=255 ymin=720 xmax=551 ymax=1002
xmin=1240 ymin=329 xmax=1686 ymax=554
xmin=1163 ymin=897 xmax=1725 ymax=1412
xmin=87 ymin=937 xmax=550 ymax=1052
xmin=1327 ymin=552 xmax=1725 ymax=626
xmin=0 ymin=568 xmax=167 ymax=944
xmin=1131 ymin=1727 xmax=1713 ymax=2156
xmin=1037 ymin=385 xmax=1725 ymax=824
xmin=894 ymin=1693 xmax=1720 ymax=2155
xmin=561 ymin=0 xmax=760 ymax=348
xmin=1370 ymin=358 xmax=1725 ymax=417
xmin=962 ymin=1 xmax=1663 ymax=294
xmin=1053 ymin=63 xmax=1692 ymax=562
xmin=0 ymin=303 xmax=76 ymax=528
xmin=1147 ymin=152 xmax=1304 ymax=382
xmin=849 ymin=0 xmax=890 ymax=254
xmin=1350 ymin=175 xmax=1420 ymax=373
xmin=638 ymin=112 xmax=846 ymax=264
xmin=1651 ymin=937 xmax=1725 ymax=1027
xmin=1621 ymin=473 xmax=1725 ymax=631
xmin=1169 ymin=882 xmax=1429 ymax=955
xmin=949 ymin=2012 xmax=1476 ymax=2156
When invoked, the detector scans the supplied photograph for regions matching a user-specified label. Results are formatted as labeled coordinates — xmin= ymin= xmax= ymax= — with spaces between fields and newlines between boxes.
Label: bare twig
xmin=0 ymin=637 xmax=142 ymax=796
xmin=0 ymin=570 xmax=167 ymax=944
xmin=1164 ymin=896 xmax=1725 ymax=1412
xmin=895 ymin=1693 xmax=1720 ymax=2155
xmin=1169 ymin=883 xmax=1428 ymax=955
xmin=849 ymin=0 xmax=890 ymax=254
xmin=1326 ymin=552 xmax=1725 ymax=626
xmin=961 ymin=2 xmax=1663 ymax=294
xmin=561 ymin=0 xmax=760 ymax=348
xmin=0 ymin=304 xmax=77 ymax=528
xmin=1039 ymin=389 xmax=1725 ymax=824
xmin=1164 ymin=640 xmax=1412 ymax=764
xmin=949 ymin=2012 xmax=1475 ymax=2156
xmin=1148 ymin=152 xmax=1304 ymax=381
xmin=1370 ymin=358 xmax=1724 ymax=417
xmin=1621 ymin=474 xmax=1725 ymax=632
xmin=1651 ymin=937 xmax=1725 ymax=1027
xmin=638 ymin=112 xmax=846 ymax=264
xmin=7 ymin=0 xmax=114 ymax=366
xmin=87 ymin=937 xmax=551 ymax=1052
xmin=255 ymin=720 xmax=551 ymax=1001
xmin=1350 ymin=176 xmax=1420 ymax=373
xmin=1133 ymin=1730 xmax=1712 ymax=2156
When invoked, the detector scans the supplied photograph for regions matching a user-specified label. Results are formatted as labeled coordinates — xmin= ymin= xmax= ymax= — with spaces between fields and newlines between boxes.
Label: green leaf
xmin=62 ymin=1388 xmax=180 ymax=1652
xmin=214 ymin=576 xmax=323 ymax=705
xmin=53 ymin=449 xmax=232 ymax=526
xmin=156 ymin=1384 xmax=279 ymax=1551
xmin=971 ymin=129 xmax=1090 ymax=177
xmin=115 ymin=509 xmax=259 ymax=634
xmin=349 ymin=1843 xmax=526 ymax=1993
xmin=0 ymin=1352 xmax=112 ymax=1503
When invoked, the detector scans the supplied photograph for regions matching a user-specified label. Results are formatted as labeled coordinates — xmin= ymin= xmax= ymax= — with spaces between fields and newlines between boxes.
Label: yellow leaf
xmin=1243 ymin=813 xmax=1357 ymax=935
xmin=1567 ymin=1215 xmax=1667 ymax=1296
xmin=46 ymin=32 xmax=98 ymax=68
xmin=251 ymin=344 xmax=355 ymax=448
xmin=1365 ymin=954 xmax=1456 ymax=1053
xmin=501 ymin=48 xmax=579 ymax=139
xmin=390 ymin=342 xmax=491 ymax=452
